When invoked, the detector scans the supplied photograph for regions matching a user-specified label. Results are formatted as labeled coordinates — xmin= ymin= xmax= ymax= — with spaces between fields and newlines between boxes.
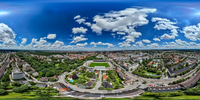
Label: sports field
xmin=89 ymin=62 xmax=110 ymax=67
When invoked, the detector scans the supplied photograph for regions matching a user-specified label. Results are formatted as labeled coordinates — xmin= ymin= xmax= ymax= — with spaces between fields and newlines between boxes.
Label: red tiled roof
xmin=103 ymin=75 xmax=107 ymax=80
xmin=68 ymin=75 xmax=73 ymax=78
xmin=59 ymin=88 xmax=70 ymax=92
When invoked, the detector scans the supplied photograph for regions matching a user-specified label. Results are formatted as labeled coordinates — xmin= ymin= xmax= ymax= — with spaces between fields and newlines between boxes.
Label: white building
xmin=12 ymin=68 xmax=24 ymax=80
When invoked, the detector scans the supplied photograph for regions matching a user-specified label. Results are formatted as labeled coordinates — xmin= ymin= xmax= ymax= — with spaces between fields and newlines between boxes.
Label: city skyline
xmin=0 ymin=0 xmax=200 ymax=51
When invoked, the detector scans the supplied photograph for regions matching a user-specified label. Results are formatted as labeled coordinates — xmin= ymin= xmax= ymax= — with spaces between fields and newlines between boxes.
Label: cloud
xmin=135 ymin=41 xmax=144 ymax=48
xmin=153 ymin=37 xmax=160 ymax=41
xmin=74 ymin=15 xmax=81 ymax=19
xmin=190 ymin=42 xmax=197 ymax=46
xmin=90 ymin=7 xmax=156 ymax=35
xmin=90 ymin=42 xmax=115 ymax=48
xmin=21 ymin=38 xmax=27 ymax=44
xmin=76 ymin=42 xmax=88 ymax=47
xmin=142 ymin=39 xmax=151 ymax=43
xmin=72 ymin=27 xmax=88 ymax=34
xmin=76 ymin=18 xmax=86 ymax=24
xmin=47 ymin=34 xmax=56 ymax=39
xmin=70 ymin=35 xmax=88 ymax=43
xmin=152 ymin=17 xmax=179 ymax=40
xmin=175 ymin=39 xmax=188 ymax=45
xmin=0 ymin=23 xmax=16 ymax=46
xmin=117 ymin=32 xmax=126 ymax=35
xmin=182 ymin=23 xmax=200 ymax=41
xmin=118 ymin=42 xmax=131 ymax=47
xmin=52 ymin=40 xmax=64 ymax=48
xmin=91 ymin=24 xmax=102 ymax=35
xmin=62 ymin=45 xmax=75 ymax=49
xmin=84 ymin=22 xmax=91 ymax=27
xmin=147 ymin=43 xmax=159 ymax=47
xmin=160 ymin=34 xmax=175 ymax=39
xmin=122 ymin=31 xmax=142 ymax=43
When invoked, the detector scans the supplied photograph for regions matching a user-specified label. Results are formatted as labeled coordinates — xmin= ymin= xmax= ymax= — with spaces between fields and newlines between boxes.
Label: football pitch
xmin=89 ymin=62 xmax=110 ymax=67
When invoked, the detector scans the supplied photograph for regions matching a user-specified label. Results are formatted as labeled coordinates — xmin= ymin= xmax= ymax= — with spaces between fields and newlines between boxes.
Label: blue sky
xmin=0 ymin=0 xmax=200 ymax=50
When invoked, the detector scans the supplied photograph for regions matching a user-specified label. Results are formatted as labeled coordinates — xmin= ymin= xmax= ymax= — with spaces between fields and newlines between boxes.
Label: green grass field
xmin=55 ymin=64 xmax=59 ymax=67
xmin=89 ymin=62 xmax=110 ymax=67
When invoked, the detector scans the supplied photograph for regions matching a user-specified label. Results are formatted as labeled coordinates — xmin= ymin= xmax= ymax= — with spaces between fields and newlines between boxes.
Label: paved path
xmin=109 ymin=59 xmax=200 ymax=84
xmin=93 ymin=70 xmax=102 ymax=90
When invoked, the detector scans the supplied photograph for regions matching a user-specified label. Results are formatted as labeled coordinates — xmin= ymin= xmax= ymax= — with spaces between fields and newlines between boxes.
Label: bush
xmin=98 ymin=87 xmax=105 ymax=90
xmin=12 ymin=82 xmax=21 ymax=86
xmin=0 ymin=89 xmax=7 ymax=95
xmin=12 ymin=85 xmax=29 ymax=93
xmin=29 ymin=82 xmax=36 ymax=85
xmin=107 ymin=88 xmax=114 ymax=91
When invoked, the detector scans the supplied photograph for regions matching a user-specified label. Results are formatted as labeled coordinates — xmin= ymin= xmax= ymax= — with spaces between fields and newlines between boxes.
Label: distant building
xmin=116 ymin=68 xmax=132 ymax=85
xmin=23 ymin=63 xmax=31 ymax=71
xmin=103 ymin=82 xmax=112 ymax=88
xmin=84 ymin=80 xmax=95 ymax=89
xmin=39 ymin=77 xmax=49 ymax=82
xmin=35 ymin=83 xmax=47 ymax=88
xmin=12 ymin=68 xmax=24 ymax=80
xmin=103 ymin=75 xmax=107 ymax=82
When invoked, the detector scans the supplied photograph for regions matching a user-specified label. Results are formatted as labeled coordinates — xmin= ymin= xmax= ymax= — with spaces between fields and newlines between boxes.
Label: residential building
xmin=39 ymin=77 xmax=49 ymax=82
xmin=103 ymin=75 xmax=107 ymax=82
xmin=12 ymin=68 xmax=24 ymax=80
xmin=23 ymin=63 xmax=31 ymax=71
xmin=103 ymin=82 xmax=112 ymax=88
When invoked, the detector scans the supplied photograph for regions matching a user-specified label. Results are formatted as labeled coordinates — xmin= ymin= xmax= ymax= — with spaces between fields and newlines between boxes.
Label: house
xmin=147 ymin=61 xmax=153 ymax=66
xmin=103 ymin=75 xmax=107 ymax=82
xmin=23 ymin=63 xmax=31 ymax=71
xmin=68 ymin=74 xmax=79 ymax=80
xmin=90 ymin=75 xmax=96 ymax=80
xmin=84 ymin=80 xmax=95 ymax=89
xmin=68 ymin=75 xmax=73 ymax=80
xmin=79 ymin=68 xmax=82 ymax=70
xmin=54 ymin=83 xmax=67 ymax=89
xmin=39 ymin=77 xmax=49 ymax=82
xmin=95 ymin=71 xmax=98 ymax=75
xmin=54 ymin=75 xmax=58 ymax=79
xmin=116 ymin=68 xmax=132 ymax=85
xmin=35 ymin=83 xmax=47 ymax=88
xmin=12 ymin=68 xmax=24 ymax=80
xmin=59 ymin=88 xmax=70 ymax=92
xmin=103 ymin=82 xmax=112 ymax=88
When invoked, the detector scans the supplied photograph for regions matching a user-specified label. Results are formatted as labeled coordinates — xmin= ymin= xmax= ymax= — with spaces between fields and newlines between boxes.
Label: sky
xmin=0 ymin=0 xmax=200 ymax=51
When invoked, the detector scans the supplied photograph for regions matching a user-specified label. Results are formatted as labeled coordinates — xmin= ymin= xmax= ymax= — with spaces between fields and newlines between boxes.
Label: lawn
xmin=55 ymin=64 xmax=59 ymax=67
xmin=0 ymin=92 xmax=39 ymax=99
xmin=89 ymin=62 xmax=110 ymax=67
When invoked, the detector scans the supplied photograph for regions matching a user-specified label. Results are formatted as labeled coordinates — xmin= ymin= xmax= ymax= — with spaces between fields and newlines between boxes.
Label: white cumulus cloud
xmin=70 ymin=35 xmax=88 ymax=43
xmin=47 ymin=34 xmax=56 ymax=39
xmin=21 ymin=38 xmax=27 ymax=44
xmin=72 ymin=27 xmax=88 ymax=34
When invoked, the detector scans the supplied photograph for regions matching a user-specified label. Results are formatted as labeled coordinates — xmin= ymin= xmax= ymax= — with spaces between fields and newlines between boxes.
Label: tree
xmin=12 ymin=82 xmax=21 ymax=86
xmin=29 ymin=82 xmax=36 ymax=85
xmin=143 ymin=81 xmax=147 ymax=84
xmin=0 ymin=89 xmax=7 ymax=95
xmin=186 ymin=63 xmax=189 ymax=67
xmin=12 ymin=85 xmax=29 ymax=93
xmin=130 ymin=68 xmax=133 ymax=71
xmin=86 ymin=72 xmax=95 ymax=78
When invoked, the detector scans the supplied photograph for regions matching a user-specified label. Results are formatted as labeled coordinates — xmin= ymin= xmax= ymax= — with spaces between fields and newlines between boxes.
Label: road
xmin=109 ymin=59 xmax=200 ymax=84
xmin=92 ymin=70 xmax=102 ymax=91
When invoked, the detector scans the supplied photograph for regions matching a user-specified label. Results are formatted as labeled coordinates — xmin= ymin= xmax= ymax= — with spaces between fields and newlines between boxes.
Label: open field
xmin=89 ymin=62 xmax=110 ymax=67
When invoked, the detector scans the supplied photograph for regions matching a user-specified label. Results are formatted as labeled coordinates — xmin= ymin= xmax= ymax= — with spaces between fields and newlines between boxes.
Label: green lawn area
xmin=0 ymin=92 xmax=39 ymax=99
xmin=134 ymin=95 xmax=200 ymax=100
xmin=55 ymin=64 xmax=59 ymax=67
xmin=89 ymin=62 xmax=110 ymax=67
xmin=144 ymin=70 xmax=156 ymax=75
